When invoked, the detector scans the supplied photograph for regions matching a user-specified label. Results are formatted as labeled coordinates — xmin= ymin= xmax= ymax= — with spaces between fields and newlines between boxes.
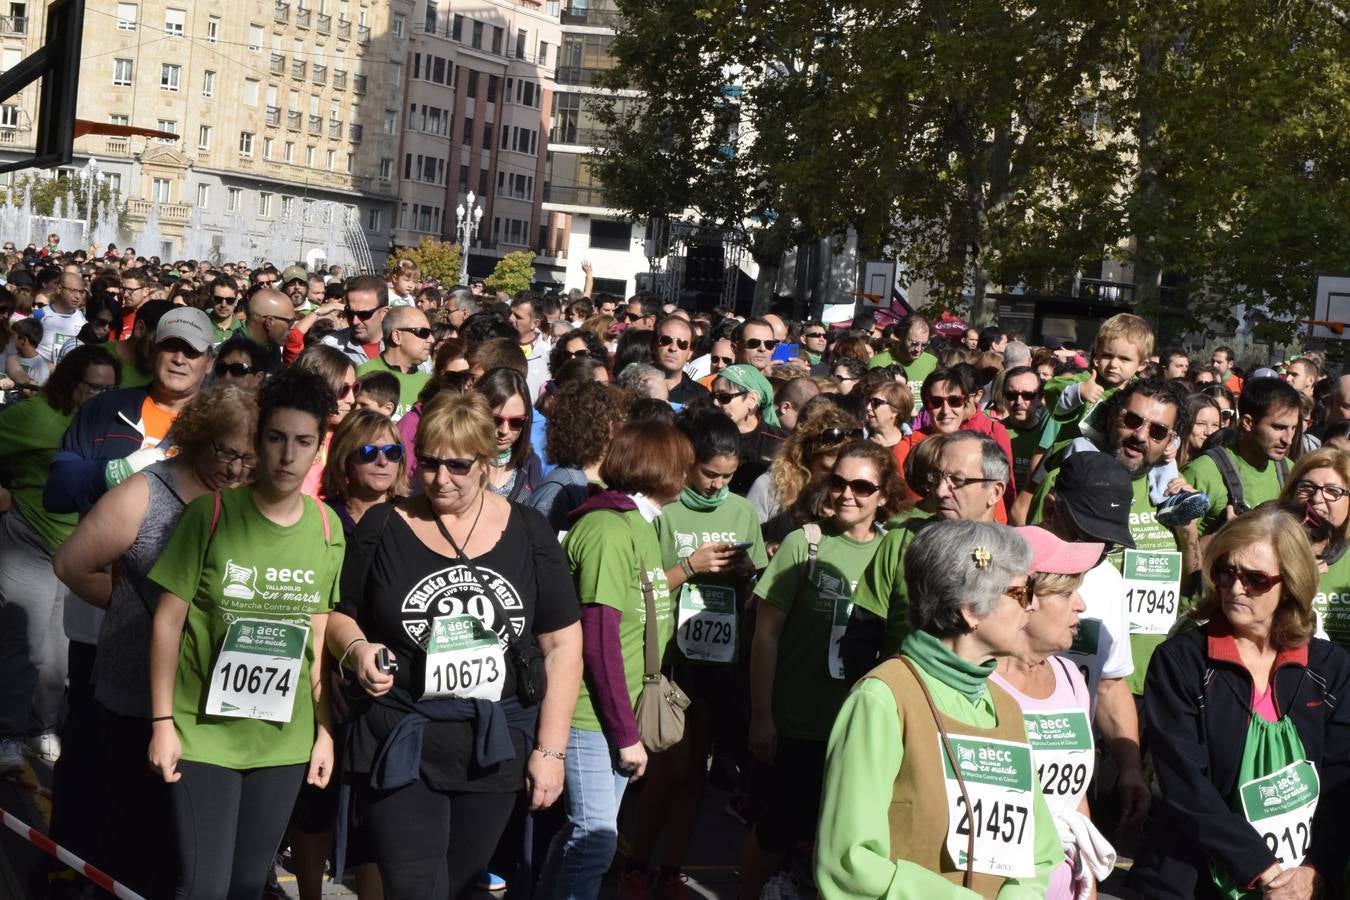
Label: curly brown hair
xmin=166 ymin=383 xmax=259 ymax=465
xmin=820 ymin=440 xmax=906 ymax=522
xmin=767 ymin=400 xmax=864 ymax=509
xmin=545 ymin=381 xmax=632 ymax=469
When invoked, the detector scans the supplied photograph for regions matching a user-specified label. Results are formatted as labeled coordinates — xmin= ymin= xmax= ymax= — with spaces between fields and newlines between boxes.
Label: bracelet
xmin=151 ymin=715 xmax=174 ymax=722
xmin=679 ymin=557 xmax=696 ymax=579
xmin=534 ymin=744 xmax=565 ymax=761
xmin=338 ymin=637 xmax=367 ymax=672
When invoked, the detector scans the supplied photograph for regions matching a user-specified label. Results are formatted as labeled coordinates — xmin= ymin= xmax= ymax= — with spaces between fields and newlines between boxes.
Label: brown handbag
xmin=633 ymin=556 xmax=690 ymax=752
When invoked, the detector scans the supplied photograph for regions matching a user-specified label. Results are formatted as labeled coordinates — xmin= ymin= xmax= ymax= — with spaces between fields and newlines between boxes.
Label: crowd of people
xmin=0 ymin=240 xmax=1349 ymax=900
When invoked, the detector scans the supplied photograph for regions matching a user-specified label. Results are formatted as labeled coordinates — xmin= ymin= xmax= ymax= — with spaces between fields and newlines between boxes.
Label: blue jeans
xmin=539 ymin=727 xmax=630 ymax=899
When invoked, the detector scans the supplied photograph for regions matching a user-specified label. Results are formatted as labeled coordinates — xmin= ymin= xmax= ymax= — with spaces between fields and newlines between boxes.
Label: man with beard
xmin=650 ymin=315 xmax=706 ymax=404
xmin=999 ymin=365 xmax=1046 ymax=491
xmin=280 ymin=265 xmax=310 ymax=313
xmin=867 ymin=314 xmax=937 ymax=408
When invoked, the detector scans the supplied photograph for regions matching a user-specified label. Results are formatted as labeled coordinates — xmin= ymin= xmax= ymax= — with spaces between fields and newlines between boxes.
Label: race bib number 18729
xmin=676 ymin=583 xmax=736 ymax=663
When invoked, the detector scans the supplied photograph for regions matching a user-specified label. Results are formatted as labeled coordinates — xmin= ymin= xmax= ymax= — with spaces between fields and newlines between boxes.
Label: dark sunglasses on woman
xmin=356 ymin=443 xmax=404 ymax=464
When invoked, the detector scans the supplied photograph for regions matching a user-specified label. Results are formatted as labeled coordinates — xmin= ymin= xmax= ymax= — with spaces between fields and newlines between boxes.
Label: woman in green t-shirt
xmin=147 ymin=369 xmax=345 ymax=900
xmin=1277 ymin=447 xmax=1350 ymax=646
xmin=742 ymin=440 xmax=903 ymax=898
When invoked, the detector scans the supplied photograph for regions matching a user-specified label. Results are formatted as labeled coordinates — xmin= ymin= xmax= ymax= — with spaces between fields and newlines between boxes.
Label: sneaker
xmin=0 ymin=738 xmax=23 ymax=776
xmin=656 ymin=871 xmax=689 ymax=900
xmin=1156 ymin=491 xmax=1210 ymax=528
xmin=477 ymin=871 xmax=507 ymax=892
xmin=25 ymin=732 xmax=60 ymax=763
xmin=617 ymin=869 xmax=649 ymax=900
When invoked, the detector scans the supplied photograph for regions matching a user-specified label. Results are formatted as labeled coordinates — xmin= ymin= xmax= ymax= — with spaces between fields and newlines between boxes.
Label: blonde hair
xmin=415 ymin=390 xmax=496 ymax=461
xmin=1191 ymin=507 xmax=1319 ymax=649
xmin=1032 ymin=572 xmax=1085 ymax=597
xmin=1093 ymin=313 xmax=1154 ymax=361
xmin=768 ymin=403 xmax=861 ymax=507
xmin=322 ymin=408 xmax=409 ymax=502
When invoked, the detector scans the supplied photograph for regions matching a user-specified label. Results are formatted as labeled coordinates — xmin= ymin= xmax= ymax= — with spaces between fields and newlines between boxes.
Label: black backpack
xmin=1203 ymin=447 xmax=1288 ymax=516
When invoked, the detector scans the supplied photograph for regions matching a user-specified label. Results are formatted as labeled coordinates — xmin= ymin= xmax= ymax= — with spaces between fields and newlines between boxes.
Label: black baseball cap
xmin=1052 ymin=451 xmax=1137 ymax=549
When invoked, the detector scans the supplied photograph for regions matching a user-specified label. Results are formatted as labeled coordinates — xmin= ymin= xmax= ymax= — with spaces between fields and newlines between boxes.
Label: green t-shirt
xmin=211 ymin=319 xmax=245 ymax=347
xmin=756 ymin=523 xmax=884 ymax=740
xmin=851 ymin=512 xmax=935 ymax=656
xmin=867 ymin=349 xmax=895 ymax=369
xmin=655 ymin=494 xmax=768 ymax=666
xmin=1037 ymin=372 xmax=1120 ymax=450
xmin=564 ymin=508 xmax=675 ymax=732
xmin=0 ymin=395 xmax=78 ymax=551
xmin=871 ymin=350 xmax=938 ymax=409
xmin=1313 ymin=549 xmax=1350 ymax=648
xmin=356 ymin=355 xmax=431 ymax=422
xmin=148 ymin=487 xmax=344 ymax=769
xmin=1181 ymin=448 xmax=1286 ymax=536
xmin=1006 ymin=414 xmax=1045 ymax=488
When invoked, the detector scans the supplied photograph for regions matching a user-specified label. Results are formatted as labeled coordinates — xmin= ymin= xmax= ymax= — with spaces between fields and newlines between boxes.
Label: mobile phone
xmin=376 ymin=647 xmax=398 ymax=674
xmin=728 ymin=541 xmax=754 ymax=552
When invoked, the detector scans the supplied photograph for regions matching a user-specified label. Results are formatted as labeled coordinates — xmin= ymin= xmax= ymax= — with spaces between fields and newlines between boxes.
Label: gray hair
xmin=616 ymin=362 xmax=665 ymax=398
xmin=447 ymin=287 xmax=479 ymax=316
xmin=905 ymin=520 xmax=1032 ymax=638
xmin=940 ymin=431 xmax=1010 ymax=484
xmin=1003 ymin=340 xmax=1031 ymax=369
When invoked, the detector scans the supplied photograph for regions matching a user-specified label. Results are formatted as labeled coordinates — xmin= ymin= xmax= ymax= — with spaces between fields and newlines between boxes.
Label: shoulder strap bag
xmin=633 ymin=552 xmax=690 ymax=752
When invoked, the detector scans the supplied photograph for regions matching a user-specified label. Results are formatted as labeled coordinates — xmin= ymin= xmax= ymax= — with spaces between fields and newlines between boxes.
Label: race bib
xmin=205 ymin=618 xmax=308 ymax=722
xmin=1124 ymin=550 xmax=1183 ymax=635
xmin=940 ymin=734 xmax=1037 ymax=878
xmin=676 ymin=583 xmax=736 ymax=663
xmin=828 ymin=593 xmax=851 ymax=680
xmin=1065 ymin=619 xmax=1103 ymax=694
xmin=1238 ymin=760 xmax=1320 ymax=868
xmin=1023 ymin=709 xmax=1094 ymax=812
xmin=422 ymin=614 xmax=506 ymax=701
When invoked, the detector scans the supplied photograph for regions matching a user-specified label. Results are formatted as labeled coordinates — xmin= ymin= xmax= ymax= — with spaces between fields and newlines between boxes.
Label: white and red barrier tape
xmin=0 ymin=805 xmax=147 ymax=900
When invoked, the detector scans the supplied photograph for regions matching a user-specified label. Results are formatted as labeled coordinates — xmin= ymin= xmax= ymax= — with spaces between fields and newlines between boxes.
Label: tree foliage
xmin=485 ymin=251 xmax=537 ymax=295
xmin=388 ymin=237 xmax=464 ymax=286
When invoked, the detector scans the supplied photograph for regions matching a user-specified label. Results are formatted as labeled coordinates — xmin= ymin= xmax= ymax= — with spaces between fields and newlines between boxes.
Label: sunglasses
xmin=1006 ymin=390 xmax=1040 ymax=402
xmin=1211 ymin=563 xmax=1282 ymax=594
xmin=213 ymin=294 xmax=238 ymax=304
xmin=562 ymin=348 xmax=591 ymax=360
xmin=828 ymin=474 xmax=880 ymax=497
xmin=346 ymin=306 xmax=382 ymax=321
xmin=741 ymin=338 xmax=778 ymax=351
xmin=1120 ymin=409 xmax=1172 ymax=443
xmin=711 ymin=355 xmax=734 ymax=368
xmin=1294 ymin=479 xmax=1349 ymax=502
xmin=356 ymin=443 xmax=404 ymax=464
xmin=417 ymin=454 xmax=474 ymax=475
xmin=93 ymin=317 xmax=114 ymax=328
xmin=81 ymin=379 xmax=116 ymax=394
xmin=802 ymin=331 xmax=826 ymax=340
xmin=712 ymin=390 xmax=746 ymax=405
xmin=624 ymin=311 xmax=645 ymax=323
xmin=1005 ymin=583 xmax=1034 ymax=610
xmin=215 ymin=362 xmax=260 ymax=378
xmin=866 ymin=397 xmax=893 ymax=411
xmin=494 ymin=414 xmax=529 ymax=431
xmin=339 ymin=381 xmax=362 ymax=400
xmin=397 ymin=327 xmax=433 ymax=339
xmin=815 ymin=427 xmax=864 ymax=445
xmin=925 ymin=393 xmax=966 ymax=411
xmin=262 ymin=314 xmax=296 ymax=328
xmin=1218 ymin=408 xmax=1236 ymax=423
xmin=657 ymin=335 xmax=690 ymax=350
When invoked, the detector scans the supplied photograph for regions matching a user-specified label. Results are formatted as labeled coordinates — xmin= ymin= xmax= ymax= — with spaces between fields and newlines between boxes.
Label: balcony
xmin=0 ymin=15 xmax=27 ymax=34
xmin=126 ymin=199 xmax=191 ymax=224
xmin=357 ymin=24 xmax=370 ymax=44
xmin=265 ymin=105 xmax=281 ymax=126
xmin=312 ymin=63 xmax=327 ymax=85
xmin=560 ymin=4 xmax=622 ymax=28
xmin=287 ymin=110 xmax=302 ymax=130
xmin=291 ymin=59 xmax=307 ymax=79
xmin=0 ymin=128 xmax=20 ymax=145
xmin=328 ymin=119 xmax=342 ymax=139
xmin=317 ymin=13 xmax=331 ymax=33
xmin=353 ymin=74 xmax=367 ymax=93
xmin=543 ymin=183 xmax=608 ymax=207
xmin=348 ymin=123 xmax=363 ymax=142
xmin=554 ymin=65 xmax=616 ymax=87
xmin=332 ymin=69 xmax=347 ymax=90
xmin=337 ymin=17 xmax=351 ymax=39
xmin=105 ymin=137 xmax=130 ymax=155
xmin=550 ymin=124 xmax=606 ymax=147
xmin=273 ymin=2 xmax=289 ymax=23
xmin=296 ymin=7 xmax=311 ymax=28
xmin=270 ymin=53 xmax=285 ymax=75
xmin=537 ymin=245 xmax=568 ymax=260
xmin=308 ymin=114 xmax=323 ymax=135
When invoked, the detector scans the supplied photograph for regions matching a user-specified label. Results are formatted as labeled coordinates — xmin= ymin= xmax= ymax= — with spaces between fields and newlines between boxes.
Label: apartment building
xmin=0 ymin=0 xmax=404 ymax=268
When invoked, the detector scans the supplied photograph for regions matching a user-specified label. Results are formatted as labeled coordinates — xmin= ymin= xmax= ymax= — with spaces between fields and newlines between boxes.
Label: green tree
xmin=485 ymin=251 xmax=537 ymax=295
xmin=388 ymin=237 xmax=464 ymax=285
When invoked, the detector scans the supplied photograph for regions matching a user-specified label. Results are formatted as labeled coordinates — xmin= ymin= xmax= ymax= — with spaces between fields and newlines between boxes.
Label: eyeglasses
xmin=211 ymin=439 xmax=257 ymax=470
xmin=927 ymin=470 xmax=998 ymax=490
xmin=1120 ymin=409 xmax=1173 ymax=443
xmin=1294 ymin=479 xmax=1349 ymax=502
xmin=1211 ymin=562 xmax=1282 ymax=594
xmin=828 ymin=474 xmax=880 ymax=497
xmin=834 ymin=373 xmax=857 ymax=383
xmin=1006 ymin=390 xmax=1040 ymax=403
xmin=711 ymin=355 xmax=734 ymax=368
xmin=866 ymin=397 xmax=893 ymax=411
xmin=397 ymin=327 xmax=433 ymax=339
xmin=802 ymin=331 xmax=826 ymax=340
xmin=417 ymin=454 xmax=475 ymax=476
xmin=213 ymin=294 xmax=238 ymax=304
xmin=494 ymin=414 xmax=529 ymax=431
xmin=355 ymin=443 xmax=404 ymax=464
xmin=346 ymin=306 xmax=383 ymax=321
xmin=741 ymin=338 xmax=778 ymax=351
xmin=925 ymin=393 xmax=966 ymax=411
xmin=93 ymin=317 xmax=114 ymax=328
xmin=215 ymin=362 xmax=259 ymax=378
xmin=338 ymin=381 xmax=362 ymax=400
xmin=814 ymin=427 xmax=864 ymax=445
xmin=256 ymin=277 xmax=278 ymax=285
xmin=1005 ymin=583 xmax=1034 ymax=610
xmin=80 ymin=380 xmax=116 ymax=394
xmin=62 ymin=285 xmax=89 ymax=294
xmin=262 ymin=314 xmax=296 ymax=328
xmin=712 ymin=390 xmax=747 ymax=406
xmin=906 ymin=339 xmax=926 ymax=348
xmin=125 ymin=284 xmax=148 ymax=293
xmin=657 ymin=335 xmax=690 ymax=350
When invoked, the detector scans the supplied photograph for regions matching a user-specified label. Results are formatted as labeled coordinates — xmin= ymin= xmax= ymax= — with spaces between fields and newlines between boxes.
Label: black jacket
xmin=1129 ymin=623 xmax=1350 ymax=899
xmin=44 ymin=386 xmax=153 ymax=515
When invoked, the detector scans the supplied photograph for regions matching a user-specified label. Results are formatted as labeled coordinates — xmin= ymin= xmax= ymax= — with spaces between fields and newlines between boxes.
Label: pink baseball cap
xmin=1014 ymin=526 xmax=1103 ymax=575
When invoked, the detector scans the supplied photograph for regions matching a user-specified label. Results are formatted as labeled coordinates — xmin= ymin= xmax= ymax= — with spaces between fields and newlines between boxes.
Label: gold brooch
xmin=971 ymin=547 xmax=992 ymax=569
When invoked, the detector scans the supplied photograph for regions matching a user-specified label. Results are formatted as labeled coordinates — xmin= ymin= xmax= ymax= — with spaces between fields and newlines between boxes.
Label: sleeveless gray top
xmin=93 ymin=461 xmax=190 ymax=718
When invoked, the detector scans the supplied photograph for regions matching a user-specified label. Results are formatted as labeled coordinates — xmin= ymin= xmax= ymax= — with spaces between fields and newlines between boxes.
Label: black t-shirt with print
xmin=338 ymin=500 xmax=579 ymax=791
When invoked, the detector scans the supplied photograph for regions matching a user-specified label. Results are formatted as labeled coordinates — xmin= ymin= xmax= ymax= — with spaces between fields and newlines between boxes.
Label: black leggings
xmin=171 ymin=760 xmax=305 ymax=900
xmin=359 ymin=779 xmax=517 ymax=900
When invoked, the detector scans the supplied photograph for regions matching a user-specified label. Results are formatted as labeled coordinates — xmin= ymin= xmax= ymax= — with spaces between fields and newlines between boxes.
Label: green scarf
xmin=901 ymin=629 xmax=995 ymax=702
xmin=717 ymin=364 xmax=781 ymax=428
xmin=490 ymin=449 xmax=512 ymax=467
xmin=681 ymin=485 xmax=728 ymax=511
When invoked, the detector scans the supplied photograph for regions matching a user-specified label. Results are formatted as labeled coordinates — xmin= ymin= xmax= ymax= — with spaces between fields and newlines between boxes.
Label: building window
xmin=239 ymin=131 xmax=254 ymax=156
xmin=243 ymin=79 xmax=260 ymax=106
xmin=487 ymin=75 xmax=498 ymax=103
xmin=466 ymin=71 xmax=477 ymax=98
xmin=109 ymin=113 xmax=129 ymax=126
xmin=159 ymin=64 xmax=181 ymax=91
xmin=379 ymin=157 xmax=392 ymax=180
xmin=196 ymin=183 xmax=210 ymax=208
xmin=151 ymin=178 xmax=171 ymax=203
xmin=478 ymin=169 xmax=488 ymax=197
xmin=461 ymin=117 xmax=472 ymax=145
xmin=262 ymin=137 xmax=274 ymax=159
xmin=156 ymin=119 xmax=177 ymax=142
xmin=367 ymin=207 xmax=381 ymax=231
xmin=423 ymin=0 xmax=436 ymax=34
xmin=306 ymin=146 xmax=315 ymax=166
xmin=538 ymin=41 xmax=549 ymax=66
xmin=491 ymin=25 xmax=503 ymax=55
xmin=501 ymin=124 xmax=509 ymax=149
xmin=458 ymin=165 xmax=468 ymax=190
xmin=248 ymin=23 xmax=263 ymax=50
xmin=207 ymin=16 xmax=220 ymax=42
xmin=346 ymin=153 xmax=353 ymax=174
xmin=326 ymin=148 xmax=335 ymax=170
xmin=284 ymin=141 xmax=294 ymax=162
xmin=471 ymin=20 xmax=482 ymax=49
xmin=390 ymin=61 xmax=402 ymax=88
xmin=0 ymin=104 xmax=18 ymax=128
xmin=451 ymin=13 xmax=462 ymax=40
xmin=198 ymin=124 xmax=212 ymax=149
xmin=258 ymin=192 xmax=273 ymax=217
xmin=227 ymin=187 xmax=241 ymax=211
xmin=482 ymin=121 xmax=492 ymax=149
xmin=516 ymin=29 xmax=526 ymax=59
xmin=281 ymin=195 xmax=294 ymax=217
xmin=112 ymin=58 xmax=133 ymax=86
xmin=591 ymin=219 xmax=634 ymax=250
xmin=202 ymin=70 xmax=215 ymax=97
xmin=383 ymin=109 xmax=397 ymax=135
xmin=164 ymin=7 xmax=185 ymax=35
xmin=392 ymin=14 xmax=404 ymax=38
xmin=116 ymin=2 xmax=137 ymax=30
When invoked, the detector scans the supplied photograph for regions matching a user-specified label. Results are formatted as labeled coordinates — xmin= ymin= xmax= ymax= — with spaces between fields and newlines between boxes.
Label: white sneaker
xmin=25 ymin=732 xmax=60 ymax=763
xmin=0 ymin=737 xmax=23 ymax=775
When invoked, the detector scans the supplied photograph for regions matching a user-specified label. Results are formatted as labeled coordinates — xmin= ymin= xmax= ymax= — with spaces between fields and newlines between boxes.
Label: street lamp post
xmin=456 ymin=190 xmax=483 ymax=286
xmin=82 ymin=157 xmax=102 ymax=243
